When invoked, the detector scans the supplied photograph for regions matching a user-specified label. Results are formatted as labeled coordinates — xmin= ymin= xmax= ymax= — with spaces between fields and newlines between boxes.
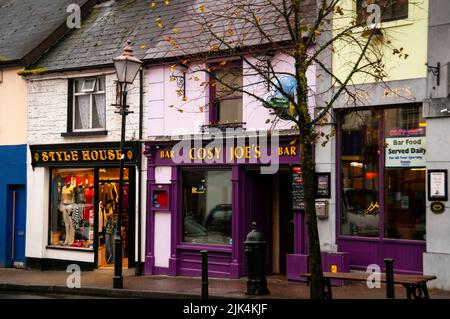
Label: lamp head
xmin=113 ymin=41 xmax=143 ymax=84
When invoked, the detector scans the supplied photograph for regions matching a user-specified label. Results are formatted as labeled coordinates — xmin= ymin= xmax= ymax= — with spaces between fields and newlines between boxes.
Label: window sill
xmin=61 ymin=130 xmax=108 ymax=137
xmin=46 ymin=245 xmax=94 ymax=252
xmin=177 ymin=243 xmax=232 ymax=253
xmin=353 ymin=18 xmax=414 ymax=35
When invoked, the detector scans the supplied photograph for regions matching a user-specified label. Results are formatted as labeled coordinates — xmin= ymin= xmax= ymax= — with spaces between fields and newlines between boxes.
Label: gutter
xmin=135 ymin=67 xmax=144 ymax=276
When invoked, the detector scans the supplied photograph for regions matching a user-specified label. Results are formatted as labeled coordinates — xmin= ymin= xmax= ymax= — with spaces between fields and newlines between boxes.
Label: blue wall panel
xmin=0 ymin=144 xmax=27 ymax=267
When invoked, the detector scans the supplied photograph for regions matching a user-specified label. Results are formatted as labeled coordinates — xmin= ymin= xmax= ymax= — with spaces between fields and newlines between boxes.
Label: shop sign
xmin=156 ymin=141 xmax=300 ymax=165
xmin=291 ymin=165 xmax=305 ymax=211
xmin=385 ymin=137 xmax=426 ymax=167
xmin=30 ymin=142 xmax=138 ymax=167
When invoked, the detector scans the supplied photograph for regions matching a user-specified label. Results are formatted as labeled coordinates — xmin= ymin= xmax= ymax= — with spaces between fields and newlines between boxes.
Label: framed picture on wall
xmin=428 ymin=170 xmax=448 ymax=201
xmin=315 ymin=172 xmax=331 ymax=198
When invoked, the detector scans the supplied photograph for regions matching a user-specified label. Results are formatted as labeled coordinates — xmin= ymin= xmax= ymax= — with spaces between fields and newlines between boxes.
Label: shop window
xmin=384 ymin=107 xmax=426 ymax=240
xmin=72 ymin=76 xmax=106 ymax=131
xmin=356 ymin=0 xmax=408 ymax=25
xmin=340 ymin=110 xmax=380 ymax=237
xmin=210 ymin=62 xmax=243 ymax=125
xmin=49 ymin=168 xmax=95 ymax=250
xmin=182 ymin=170 xmax=232 ymax=245
xmin=339 ymin=106 xmax=426 ymax=241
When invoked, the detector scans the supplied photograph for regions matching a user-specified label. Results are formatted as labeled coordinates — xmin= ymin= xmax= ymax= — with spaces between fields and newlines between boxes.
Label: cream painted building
xmin=0 ymin=0 xmax=96 ymax=268
xmin=0 ymin=67 xmax=27 ymax=145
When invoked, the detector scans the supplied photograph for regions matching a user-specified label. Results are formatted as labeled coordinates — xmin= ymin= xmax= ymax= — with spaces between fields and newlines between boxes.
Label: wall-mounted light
xmin=426 ymin=62 xmax=440 ymax=86
xmin=171 ymin=64 xmax=188 ymax=98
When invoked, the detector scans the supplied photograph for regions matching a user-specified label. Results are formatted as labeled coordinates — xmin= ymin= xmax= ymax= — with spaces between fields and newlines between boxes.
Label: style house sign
xmin=30 ymin=142 xmax=139 ymax=168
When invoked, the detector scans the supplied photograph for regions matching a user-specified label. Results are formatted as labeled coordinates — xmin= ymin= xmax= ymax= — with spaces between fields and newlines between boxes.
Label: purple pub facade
xmin=143 ymin=134 xmax=317 ymax=279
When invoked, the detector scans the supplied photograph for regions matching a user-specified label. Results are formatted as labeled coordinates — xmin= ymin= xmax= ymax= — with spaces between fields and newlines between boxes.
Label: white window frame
xmin=73 ymin=77 xmax=106 ymax=132
xmin=81 ymin=78 xmax=97 ymax=92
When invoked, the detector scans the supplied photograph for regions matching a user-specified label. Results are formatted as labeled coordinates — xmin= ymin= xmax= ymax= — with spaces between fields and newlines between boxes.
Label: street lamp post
xmin=112 ymin=41 xmax=142 ymax=289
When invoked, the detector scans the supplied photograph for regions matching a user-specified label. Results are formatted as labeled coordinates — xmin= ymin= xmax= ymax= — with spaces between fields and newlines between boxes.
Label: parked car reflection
xmin=184 ymin=204 xmax=232 ymax=245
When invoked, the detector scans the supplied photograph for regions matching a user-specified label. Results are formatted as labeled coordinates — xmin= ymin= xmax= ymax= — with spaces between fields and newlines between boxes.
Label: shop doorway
xmin=245 ymin=168 xmax=294 ymax=276
xmin=5 ymin=185 xmax=26 ymax=268
xmin=97 ymin=168 xmax=135 ymax=269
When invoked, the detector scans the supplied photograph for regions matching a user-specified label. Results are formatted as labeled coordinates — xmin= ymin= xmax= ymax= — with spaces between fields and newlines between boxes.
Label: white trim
xmin=28 ymin=70 xmax=116 ymax=82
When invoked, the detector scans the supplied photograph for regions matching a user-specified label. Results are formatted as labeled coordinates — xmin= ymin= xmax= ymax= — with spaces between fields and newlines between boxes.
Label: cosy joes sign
xmin=154 ymin=139 xmax=300 ymax=165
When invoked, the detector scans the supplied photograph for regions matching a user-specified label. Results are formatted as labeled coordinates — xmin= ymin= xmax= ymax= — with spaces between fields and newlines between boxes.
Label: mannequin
xmin=104 ymin=202 xmax=115 ymax=263
xmin=61 ymin=183 xmax=75 ymax=245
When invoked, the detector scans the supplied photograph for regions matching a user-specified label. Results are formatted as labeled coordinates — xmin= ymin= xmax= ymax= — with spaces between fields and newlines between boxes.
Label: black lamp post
xmin=112 ymin=41 xmax=142 ymax=289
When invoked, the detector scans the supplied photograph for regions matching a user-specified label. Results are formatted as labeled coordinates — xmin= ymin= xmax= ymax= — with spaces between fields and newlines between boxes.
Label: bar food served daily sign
xmin=385 ymin=137 xmax=426 ymax=167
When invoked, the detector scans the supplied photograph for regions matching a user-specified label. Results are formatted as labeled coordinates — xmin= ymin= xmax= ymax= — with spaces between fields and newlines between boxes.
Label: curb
xmin=0 ymin=283 xmax=245 ymax=299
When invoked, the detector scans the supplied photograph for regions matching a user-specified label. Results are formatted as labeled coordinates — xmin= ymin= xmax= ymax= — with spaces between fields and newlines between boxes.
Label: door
xmin=6 ymin=185 xmax=26 ymax=268
xmin=97 ymin=167 xmax=135 ymax=269
xmin=278 ymin=171 xmax=294 ymax=274
xmin=245 ymin=169 xmax=272 ymax=273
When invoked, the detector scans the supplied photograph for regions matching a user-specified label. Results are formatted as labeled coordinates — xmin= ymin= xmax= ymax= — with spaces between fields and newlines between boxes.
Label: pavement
xmin=1 ymin=268 xmax=450 ymax=299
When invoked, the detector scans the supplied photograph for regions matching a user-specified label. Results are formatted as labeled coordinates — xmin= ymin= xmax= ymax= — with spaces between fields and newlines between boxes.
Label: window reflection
xmin=340 ymin=110 xmax=380 ymax=237
xmin=182 ymin=170 xmax=232 ymax=245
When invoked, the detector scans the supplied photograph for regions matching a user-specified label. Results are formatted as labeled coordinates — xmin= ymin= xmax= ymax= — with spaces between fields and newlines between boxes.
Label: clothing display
xmin=50 ymin=171 xmax=95 ymax=249
xmin=49 ymin=168 xmax=130 ymax=267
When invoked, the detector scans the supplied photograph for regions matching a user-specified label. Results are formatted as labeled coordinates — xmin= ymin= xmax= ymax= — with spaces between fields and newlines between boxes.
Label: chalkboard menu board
xmin=292 ymin=165 xmax=305 ymax=211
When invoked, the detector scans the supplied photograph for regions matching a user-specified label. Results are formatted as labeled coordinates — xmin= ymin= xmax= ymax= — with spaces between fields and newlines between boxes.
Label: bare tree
xmin=152 ymin=0 xmax=406 ymax=299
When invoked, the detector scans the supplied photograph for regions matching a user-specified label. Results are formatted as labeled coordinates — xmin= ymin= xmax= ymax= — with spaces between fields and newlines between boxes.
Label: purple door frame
xmin=335 ymin=107 xmax=426 ymax=274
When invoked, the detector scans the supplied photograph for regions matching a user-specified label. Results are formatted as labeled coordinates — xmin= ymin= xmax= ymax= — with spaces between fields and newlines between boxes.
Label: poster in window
xmin=291 ymin=165 xmax=304 ymax=211
xmin=428 ymin=170 xmax=448 ymax=201
xmin=316 ymin=173 xmax=331 ymax=198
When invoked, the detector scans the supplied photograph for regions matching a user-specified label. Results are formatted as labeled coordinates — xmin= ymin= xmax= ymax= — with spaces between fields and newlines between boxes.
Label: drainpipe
xmin=135 ymin=68 xmax=144 ymax=276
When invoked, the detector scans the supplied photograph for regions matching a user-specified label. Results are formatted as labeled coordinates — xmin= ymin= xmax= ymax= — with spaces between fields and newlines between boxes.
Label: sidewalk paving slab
xmin=1 ymin=268 xmax=449 ymax=299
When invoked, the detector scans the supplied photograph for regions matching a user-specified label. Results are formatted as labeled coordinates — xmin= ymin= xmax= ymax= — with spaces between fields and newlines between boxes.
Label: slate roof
xmin=31 ymin=0 xmax=316 ymax=72
xmin=32 ymin=0 xmax=190 ymax=71
xmin=0 ymin=0 xmax=91 ymax=65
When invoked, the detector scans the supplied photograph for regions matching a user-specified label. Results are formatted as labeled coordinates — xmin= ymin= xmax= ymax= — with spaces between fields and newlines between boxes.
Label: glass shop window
xmin=182 ymin=170 xmax=232 ymax=245
xmin=340 ymin=110 xmax=380 ymax=237
xmin=49 ymin=168 xmax=95 ymax=250
xmin=384 ymin=106 xmax=426 ymax=240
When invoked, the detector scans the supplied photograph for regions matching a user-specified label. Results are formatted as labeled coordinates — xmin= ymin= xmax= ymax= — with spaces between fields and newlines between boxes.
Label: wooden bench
xmin=301 ymin=272 xmax=436 ymax=299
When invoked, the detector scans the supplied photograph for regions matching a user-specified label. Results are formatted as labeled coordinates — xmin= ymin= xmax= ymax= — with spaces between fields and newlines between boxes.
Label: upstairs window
xmin=356 ymin=0 xmax=408 ymax=25
xmin=210 ymin=62 xmax=243 ymax=125
xmin=72 ymin=77 xmax=106 ymax=131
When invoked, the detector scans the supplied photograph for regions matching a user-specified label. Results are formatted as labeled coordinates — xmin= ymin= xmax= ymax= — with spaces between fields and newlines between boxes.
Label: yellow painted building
xmin=333 ymin=0 xmax=429 ymax=84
